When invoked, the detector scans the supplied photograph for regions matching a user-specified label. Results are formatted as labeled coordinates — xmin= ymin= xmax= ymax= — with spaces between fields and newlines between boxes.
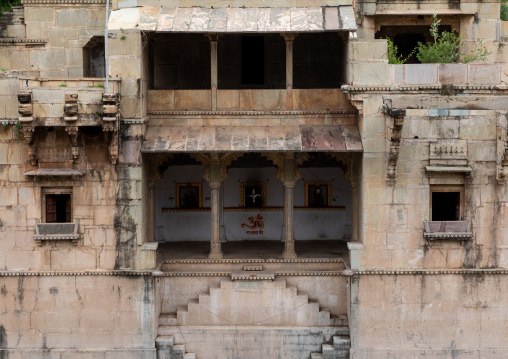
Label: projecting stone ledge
xmin=231 ymin=271 xmax=275 ymax=281
xmin=34 ymin=223 xmax=80 ymax=245
xmin=24 ymin=168 xmax=86 ymax=176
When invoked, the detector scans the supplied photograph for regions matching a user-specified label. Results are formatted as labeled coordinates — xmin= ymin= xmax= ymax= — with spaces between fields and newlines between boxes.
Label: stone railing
xmin=423 ymin=221 xmax=472 ymax=246
xmin=390 ymin=63 xmax=503 ymax=86
xmin=34 ymin=222 xmax=80 ymax=245
xmin=147 ymin=88 xmax=354 ymax=113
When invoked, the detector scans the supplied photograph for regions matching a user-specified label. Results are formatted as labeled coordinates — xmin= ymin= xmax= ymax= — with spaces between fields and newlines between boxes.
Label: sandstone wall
xmin=350 ymin=273 xmax=508 ymax=358
xmin=353 ymin=91 xmax=507 ymax=270
xmin=0 ymin=274 xmax=156 ymax=358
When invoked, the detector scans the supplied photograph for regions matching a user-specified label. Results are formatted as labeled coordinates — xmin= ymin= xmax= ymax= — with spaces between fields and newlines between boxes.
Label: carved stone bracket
xmin=64 ymin=94 xmax=78 ymax=121
xmin=65 ymin=126 xmax=79 ymax=163
xmin=386 ymin=108 xmax=406 ymax=182
xmin=18 ymin=92 xmax=33 ymax=123
xmin=101 ymin=93 xmax=120 ymax=165
xmin=109 ymin=131 xmax=118 ymax=165
xmin=19 ymin=91 xmax=37 ymax=163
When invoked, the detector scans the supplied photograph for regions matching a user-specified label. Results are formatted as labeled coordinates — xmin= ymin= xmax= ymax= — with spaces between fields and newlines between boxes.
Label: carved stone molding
xmin=385 ymin=108 xmax=406 ymax=182
xmin=353 ymin=269 xmax=508 ymax=275
xmin=0 ymin=270 xmax=153 ymax=277
xmin=220 ymin=152 xmax=242 ymax=182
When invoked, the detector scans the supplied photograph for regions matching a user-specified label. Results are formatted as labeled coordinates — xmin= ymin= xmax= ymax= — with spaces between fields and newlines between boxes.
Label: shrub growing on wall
xmin=386 ymin=38 xmax=415 ymax=64
xmin=415 ymin=14 xmax=489 ymax=63
xmin=0 ymin=0 xmax=20 ymax=15
xmin=502 ymin=0 xmax=508 ymax=21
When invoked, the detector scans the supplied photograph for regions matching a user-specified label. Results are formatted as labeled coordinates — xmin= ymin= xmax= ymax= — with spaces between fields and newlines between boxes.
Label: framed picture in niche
xmin=176 ymin=183 xmax=202 ymax=209
xmin=305 ymin=182 xmax=331 ymax=207
xmin=241 ymin=182 xmax=266 ymax=208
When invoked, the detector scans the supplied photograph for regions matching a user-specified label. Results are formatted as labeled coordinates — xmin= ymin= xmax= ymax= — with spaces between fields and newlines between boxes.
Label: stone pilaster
xmin=282 ymin=153 xmax=298 ymax=259
xmin=208 ymin=153 xmax=223 ymax=259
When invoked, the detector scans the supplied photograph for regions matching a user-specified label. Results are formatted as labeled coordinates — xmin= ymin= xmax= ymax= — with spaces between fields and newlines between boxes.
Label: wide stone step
xmin=160 ymin=313 xmax=178 ymax=326
xmin=183 ymin=354 xmax=196 ymax=359
xmin=157 ymin=326 xmax=181 ymax=336
xmin=155 ymin=335 xmax=174 ymax=347
xmin=330 ymin=314 xmax=348 ymax=327
xmin=333 ymin=335 xmax=351 ymax=349
xmin=311 ymin=353 xmax=323 ymax=359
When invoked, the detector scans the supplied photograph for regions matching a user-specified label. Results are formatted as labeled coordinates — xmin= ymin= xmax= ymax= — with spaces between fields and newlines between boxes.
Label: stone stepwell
xmin=155 ymin=278 xmax=350 ymax=359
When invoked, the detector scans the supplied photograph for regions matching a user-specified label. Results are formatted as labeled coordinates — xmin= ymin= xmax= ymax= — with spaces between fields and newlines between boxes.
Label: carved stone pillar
xmin=208 ymin=153 xmax=223 ymax=259
xmin=208 ymin=34 xmax=219 ymax=111
xmin=283 ymin=34 xmax=295 ymax=90
xmin=282 ymin=153 xmax=298 ymax=259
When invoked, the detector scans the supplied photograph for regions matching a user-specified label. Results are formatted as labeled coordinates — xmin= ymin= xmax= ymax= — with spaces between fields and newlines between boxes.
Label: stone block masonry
xmin=0 ymin=274 xmax=156 ymax=358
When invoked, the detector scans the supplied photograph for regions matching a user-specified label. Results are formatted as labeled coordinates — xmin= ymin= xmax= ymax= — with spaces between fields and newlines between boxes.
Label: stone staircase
xmin=310 ymin=335 xmax=351 ymax=359
xmin=156 ymin=278 xmax=350 ymax=358
xmin=156 ymin=315 xmax=197 ymax=359
xmin=173 ymin=279 xmax=346 ymax=327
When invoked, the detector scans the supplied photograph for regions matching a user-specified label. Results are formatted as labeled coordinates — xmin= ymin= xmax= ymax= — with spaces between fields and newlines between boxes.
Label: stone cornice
xmin=0 ymin=270 xmax=153 ymax=276
xmin=148 ymin=110 xmax=357 ymax=116
xmin=22 ymin=0 xmax=107 ymax=4
xmin=353 ymin=269 xmax=508 ymax=275
xmin=0 ymin=38 xmax=46 ymax=46
xmin=162 ymin=258 xmax=344 ymax=265
xmin=158 ymin=271 xmax=348 ymax=277
xmin=342 ymin=84 xmax=508 ymax=94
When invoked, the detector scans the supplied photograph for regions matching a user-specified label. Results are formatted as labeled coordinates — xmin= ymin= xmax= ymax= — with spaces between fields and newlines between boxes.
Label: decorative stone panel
xmin=429 ymin=139 xmax=468 ymax=167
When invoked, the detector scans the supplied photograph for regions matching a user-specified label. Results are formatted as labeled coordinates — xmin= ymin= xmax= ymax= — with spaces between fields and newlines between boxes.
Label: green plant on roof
xmin=58 ymin=83 xmax=68 ymax=87
xmin=386 ymin=38 xmax=415 ymax=64
xmin=415 ymin=14 xmax=490 ymax=63
xmin=0 ymin=0 xmax=20 ymax=16
xmin=94 ymin=83 xmax=104 ymax=88
xmin=501 ymin=0 xmax=508 ymax=21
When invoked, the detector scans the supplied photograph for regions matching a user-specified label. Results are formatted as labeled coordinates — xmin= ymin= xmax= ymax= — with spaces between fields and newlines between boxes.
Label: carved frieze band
xmin=162 ymin=258 xmax=344 ymax=264
xmin=0 ymin=39 xmax=46 ymax=45
xmin=354 ymin=269 xmax=508 ymax=275
xmin=148 ymin=110 xmax=356 ymax=116
xmin=22 ymin=0 xmax=107 ymax=4
xmin=2 ymin=267 xmax=506 ymax=277
xmin=0 ymin=271 xmax=153 ymax=277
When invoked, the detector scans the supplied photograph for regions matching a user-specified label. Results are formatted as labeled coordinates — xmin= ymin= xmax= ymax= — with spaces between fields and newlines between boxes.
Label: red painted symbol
xmin=241 ymin=214 xmax=264 ymax=230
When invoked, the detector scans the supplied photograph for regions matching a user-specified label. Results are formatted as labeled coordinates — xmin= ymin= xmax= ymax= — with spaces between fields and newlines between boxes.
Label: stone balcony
xmin=34 ymin=222 xmax=80 ymax=245
xmin=147 ymin=88 xmax=358 ymax=127
xmin=423 ymin=221 xmax=473 ymax=246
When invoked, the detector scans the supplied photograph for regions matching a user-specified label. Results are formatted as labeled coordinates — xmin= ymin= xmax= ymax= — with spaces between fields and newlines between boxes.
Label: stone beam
xmin=384 ymin=95 xmax=508 ymax=111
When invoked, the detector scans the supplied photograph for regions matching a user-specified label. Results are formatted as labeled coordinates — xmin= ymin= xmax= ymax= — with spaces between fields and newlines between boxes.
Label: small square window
xmin=305 ymin=182 xmax=331 ymax=207
xmin=430 ymin=185 xmax=464 ymax=221
xmin=42 ymin=189 xmax=72 ymax=223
